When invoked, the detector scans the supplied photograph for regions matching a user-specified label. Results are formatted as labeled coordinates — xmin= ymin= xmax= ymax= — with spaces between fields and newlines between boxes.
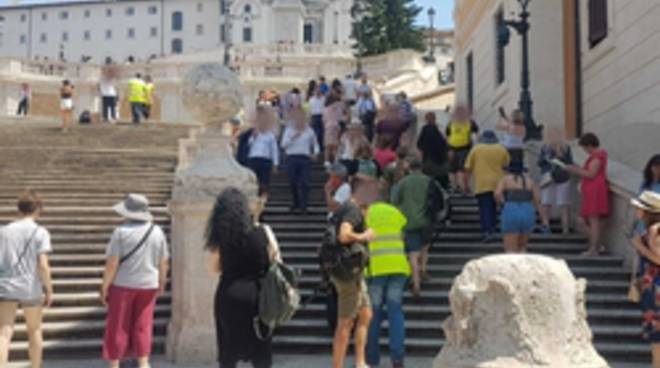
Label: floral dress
xmin=639 ymin=236 xmax=660 ymax=342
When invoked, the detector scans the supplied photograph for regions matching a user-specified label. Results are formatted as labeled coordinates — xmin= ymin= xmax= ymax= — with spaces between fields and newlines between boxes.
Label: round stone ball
xmin=181 ymin=63 xmax=243 ymax=125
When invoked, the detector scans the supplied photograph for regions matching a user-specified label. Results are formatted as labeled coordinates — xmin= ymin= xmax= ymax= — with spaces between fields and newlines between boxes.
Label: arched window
xmin=172 ymin=11 xmax=183 ymax=31
xmin=244 ymin=4 xmax=252 ymax=14
xmin=172 ymin=38 xmax=183 ymax=54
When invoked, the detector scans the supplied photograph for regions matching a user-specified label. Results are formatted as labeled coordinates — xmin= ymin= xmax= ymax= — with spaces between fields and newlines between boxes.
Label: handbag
xmin=119 ymin=224 xmax=155 ymax=264
xmin=628 ymin=256 xmax=641 ymax=303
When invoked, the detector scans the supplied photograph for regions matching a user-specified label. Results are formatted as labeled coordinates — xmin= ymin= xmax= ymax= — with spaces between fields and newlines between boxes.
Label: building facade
xmin=0 ymin=0 xmax=353 ymax=63
xmin=453 ymin=0 xmax=660 ymax=170
xmin=454 ymin=0 xmax=660 ymax=264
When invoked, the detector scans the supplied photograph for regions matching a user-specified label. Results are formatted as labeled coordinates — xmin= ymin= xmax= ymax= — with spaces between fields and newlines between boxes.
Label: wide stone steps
xmin=1 ymin=122 xmax=191 ymax=363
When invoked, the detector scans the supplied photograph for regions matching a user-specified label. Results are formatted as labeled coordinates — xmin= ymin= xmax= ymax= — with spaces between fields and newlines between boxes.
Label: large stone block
xmin=166 ymin=63 xmax=258 ymax=364
xmin=434 ymin=254 xmax=609 ymax=368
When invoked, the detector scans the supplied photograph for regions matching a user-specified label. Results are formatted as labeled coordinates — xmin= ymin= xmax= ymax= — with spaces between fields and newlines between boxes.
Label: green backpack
xmin=254 ymin=225 xmax=301 ymax=340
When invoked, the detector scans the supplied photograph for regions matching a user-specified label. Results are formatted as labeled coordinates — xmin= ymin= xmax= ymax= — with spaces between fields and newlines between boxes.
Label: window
xmin=196 ymin=24 xmax=204 ymax=35
xmin=244 ymin=4 xmax=252 ymax=14
xmin=126 ymin=7 xmax=135 ymax=16
xmin=41 ymin=12 xmax=47 ymax=21
xmin=150 ymin=27 xmax=158 ymax=37
xmin=83 ymin=30 xmax=91 ymax=41
xmin=172 ymin=38 xmax=183 ymax=54
xmin=220 ymin=24 xmax=226 ymax=42
xmin=59 ymin=11 xmax=69 ymax=20
xmin=589 ymin=0 xmax=608 ymax=48
xmin=84 ymin=9 xmax=91 ymax=18
xmin=127 ymin=28 xmax=135 ymax=39
xmin=148 ymin=6 xmax=158 ymax=15
xmin=106 ymin=8 xmax=112 ymax=17
xmin=197 ymin=3 xmax=204 ymax=12
xmin=105 ymin=29 xmax=113 ymax=40
xmin=62 ymin=32 xmax=69 ymax=42
xmin=466 ymin=52 xmax=474 ymax=112
xmin=221 ymin=0 xmax=227 ymax=14
xmin=20 ymin=14 xmax=26 ymax=22
xmin=40 ymin=33 xmax=47 ymax=43
xmin=494 ymin=8 xmax=506 ymax=86
xmin=242 ymin=27 xmax=252 ymax=42
xmin=172 ymin=11 xmax=183 ymax=31
xmin=303 ymin=24 xmax=313 ymax=44
xmin=19 ymin=34 xmax=26 ymax=44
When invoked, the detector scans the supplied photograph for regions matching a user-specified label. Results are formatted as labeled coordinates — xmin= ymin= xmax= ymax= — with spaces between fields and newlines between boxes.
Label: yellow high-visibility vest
xmin=365 ymin=202 xmax=411 ymax=278
xmin=447 ymin=120 xmax=473 ymax=148
xmin=144 ymin=83 xmax=155 ymax=105
xmin=128 ymin=78 xmax=146 ymax=103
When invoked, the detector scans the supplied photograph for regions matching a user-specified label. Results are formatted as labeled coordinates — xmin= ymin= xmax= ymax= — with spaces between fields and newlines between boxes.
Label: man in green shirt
xmin=392 ymin=159 xmax=432 ymax=297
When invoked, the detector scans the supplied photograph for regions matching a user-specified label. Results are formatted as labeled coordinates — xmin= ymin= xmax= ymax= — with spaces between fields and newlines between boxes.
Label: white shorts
xmin=541 ymin=181 xmax=572 ymax=206
xmin=60 ymin=98 xmax=73 ymax=111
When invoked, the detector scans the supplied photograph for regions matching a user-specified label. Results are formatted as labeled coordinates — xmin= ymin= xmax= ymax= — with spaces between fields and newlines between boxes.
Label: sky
xmin=0 ymin=0 xmax=455 ymax=28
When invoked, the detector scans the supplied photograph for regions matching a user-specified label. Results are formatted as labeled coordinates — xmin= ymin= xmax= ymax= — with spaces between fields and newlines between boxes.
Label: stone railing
xmin=231 ymin=43 xmax=354 ymax=60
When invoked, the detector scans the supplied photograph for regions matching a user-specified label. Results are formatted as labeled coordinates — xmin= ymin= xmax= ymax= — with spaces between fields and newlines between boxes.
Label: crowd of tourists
xmin=3 ymin=71 xmax=660 ymax=368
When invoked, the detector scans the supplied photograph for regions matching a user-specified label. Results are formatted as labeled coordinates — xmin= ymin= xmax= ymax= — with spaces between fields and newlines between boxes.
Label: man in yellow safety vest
xmin=128 ymin=73 xmax=147 ymax=124
xmin=364 ymin=201 xmax=411 ymax=368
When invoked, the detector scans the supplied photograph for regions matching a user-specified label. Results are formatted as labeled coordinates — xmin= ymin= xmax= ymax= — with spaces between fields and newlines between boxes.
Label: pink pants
xmin=102 ymin=285 xmax=158 ymax=361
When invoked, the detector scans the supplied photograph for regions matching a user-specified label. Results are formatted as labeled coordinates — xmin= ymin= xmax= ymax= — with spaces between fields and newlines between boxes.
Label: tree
xmin=352 ymin=0 xmax=425 ymax=57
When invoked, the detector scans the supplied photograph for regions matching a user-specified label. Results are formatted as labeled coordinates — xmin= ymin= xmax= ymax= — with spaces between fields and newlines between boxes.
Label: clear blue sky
xmin=0 ymin=0 xmax=454 ymax=28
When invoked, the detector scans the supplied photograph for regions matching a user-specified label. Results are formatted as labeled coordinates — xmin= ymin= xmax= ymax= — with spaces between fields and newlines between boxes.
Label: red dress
xmin=580 ymin=149 xmax=610 ymax=217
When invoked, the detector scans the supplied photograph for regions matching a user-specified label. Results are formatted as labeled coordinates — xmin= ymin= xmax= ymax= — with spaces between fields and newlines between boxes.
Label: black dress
xmin=215 ymin=227 xmax=271 ymax=368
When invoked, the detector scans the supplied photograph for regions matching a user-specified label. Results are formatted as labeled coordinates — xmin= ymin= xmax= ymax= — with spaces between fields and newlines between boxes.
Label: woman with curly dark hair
xmin=642 ymin=154 xmax=660 ymax=193
xmin=205 ymin=188 xmax=277 ymax=368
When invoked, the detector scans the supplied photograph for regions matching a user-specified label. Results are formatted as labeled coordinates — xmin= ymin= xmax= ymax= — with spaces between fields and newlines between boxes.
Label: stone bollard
xmin=166 ymin=63 xmax=258 ymax=364
xmin=434 ymin=254 xmax=609 ymax=368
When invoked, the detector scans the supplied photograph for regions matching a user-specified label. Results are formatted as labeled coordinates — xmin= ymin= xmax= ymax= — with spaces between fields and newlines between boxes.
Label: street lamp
xmin=351 ymin=2 xmax=365 ymax=76
xmin=222 ymin=0 xmax=233 ymax=67
xmin=426 ymin=7 xmax=436 ymax=63
xmin=497 ymin=0 xmax=543 ymax=141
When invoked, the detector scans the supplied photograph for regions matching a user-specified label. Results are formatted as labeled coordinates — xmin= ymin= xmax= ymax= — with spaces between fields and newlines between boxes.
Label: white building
xmin=0 ymin=0 xmax=354 ymax=64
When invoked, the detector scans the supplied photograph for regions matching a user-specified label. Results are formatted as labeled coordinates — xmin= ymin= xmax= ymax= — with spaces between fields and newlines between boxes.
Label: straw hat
xmin=113 ymin=194 xmax=153 ymax=222
xmin=631 ymin=191 xmax=660 ymax=213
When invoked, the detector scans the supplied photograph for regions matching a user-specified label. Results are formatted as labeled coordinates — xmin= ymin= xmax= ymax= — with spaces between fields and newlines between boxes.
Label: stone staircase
xmin=263 ymin=164 xmax=649 ymax=365
xmin=0 ymin=121 xmax=647 ymax=365
xmin=0 ymin=122 xmax=191 ymax=361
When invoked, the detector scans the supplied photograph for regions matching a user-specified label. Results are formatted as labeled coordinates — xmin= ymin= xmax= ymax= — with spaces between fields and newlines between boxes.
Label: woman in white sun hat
xmin=629 ymin=191 xmax=660 ymax=367
xmin=100 ymin=194 xmax=169 ymax=368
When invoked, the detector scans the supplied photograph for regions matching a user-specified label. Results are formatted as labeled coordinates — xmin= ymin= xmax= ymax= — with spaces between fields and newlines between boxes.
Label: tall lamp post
xmin=426 ymin=7 xmax=436 ymax=63
xmin=351 ymin=2 xmax=365 ymax=76
xmin=222 ymin=0 xmax=233 ymax=67
xmin=497 ymin=0 xmax=543 ymax=141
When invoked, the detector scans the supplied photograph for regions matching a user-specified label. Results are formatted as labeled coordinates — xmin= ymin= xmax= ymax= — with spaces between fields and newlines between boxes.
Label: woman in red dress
xmin=567 ymin=133 xmax=610 ymax=255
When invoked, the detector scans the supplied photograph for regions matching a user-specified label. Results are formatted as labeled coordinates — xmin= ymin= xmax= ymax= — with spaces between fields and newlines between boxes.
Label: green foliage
xmin=352 ymin=0 xmax=426 ymax=57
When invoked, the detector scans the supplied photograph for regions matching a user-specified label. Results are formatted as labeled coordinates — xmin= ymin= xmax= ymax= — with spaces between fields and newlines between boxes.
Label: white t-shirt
xmin=344 ymin=79 xmax=357 ymax=100
xmin=100 ymin=80 xmax=118 ymax=97
xmin=309 ymin=96 xmax=326 ymax=116
xmin=0 ymin=218 xmax=51 ymax=302
xmin=106 ymin=222 xmax=169 ymax=290
xmin=333 ymin=183 xmax=352 ymax=205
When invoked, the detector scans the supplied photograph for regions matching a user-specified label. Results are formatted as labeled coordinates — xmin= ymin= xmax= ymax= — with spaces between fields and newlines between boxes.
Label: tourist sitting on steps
xmin=205 ymin=188 xmax=276 ymax=368
xmin=364 ymin=202 xmax=410 ymax=368
xmin=495 ymin=160 xmax=549 ymax=253
xmin=332 ymin=177 xmax=378 ymax=368
xmin=0 ymin=190 xmax=53 ymax=368
xmin=101 ymin=194 xmax=169 ymax=368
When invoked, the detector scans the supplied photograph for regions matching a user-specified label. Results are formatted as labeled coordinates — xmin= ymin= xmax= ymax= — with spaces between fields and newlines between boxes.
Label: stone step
xmin=8 ymin=336 xmax=166 ymax=361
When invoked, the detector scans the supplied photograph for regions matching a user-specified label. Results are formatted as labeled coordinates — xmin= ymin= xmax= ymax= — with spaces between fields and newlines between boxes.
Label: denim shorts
xmin=404 ymin=228 xmax=432 ymax=253
xmin=501 ymin=202 xmax=536 ymax=234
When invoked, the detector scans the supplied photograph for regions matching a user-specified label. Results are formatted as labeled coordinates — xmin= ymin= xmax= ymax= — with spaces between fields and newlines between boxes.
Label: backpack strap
xmin=262 ymin=224 xmax=281 ymax=264
xmin=120 ymin=224 xmax=155 ymax=265
xmin=3 ymin=226 xmax=40 ymax=276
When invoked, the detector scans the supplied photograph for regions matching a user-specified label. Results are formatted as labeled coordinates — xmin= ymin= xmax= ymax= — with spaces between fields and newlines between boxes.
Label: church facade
xmin=0 ymin=0 xmax=354 ymax=63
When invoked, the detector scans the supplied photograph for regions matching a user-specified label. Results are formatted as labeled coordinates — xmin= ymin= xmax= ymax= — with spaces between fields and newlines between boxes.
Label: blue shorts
xmin=404 ymin=228 xmax=432 ymax=253
xmin=501 ymin=202 xmax=536 ymax=235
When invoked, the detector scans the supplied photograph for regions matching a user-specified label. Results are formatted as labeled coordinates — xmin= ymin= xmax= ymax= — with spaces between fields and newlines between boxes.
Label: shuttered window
xmin=466 ymin=52 xmax=474 ymax=112
xmin=588 ymin=0 xmax=608 ymax=48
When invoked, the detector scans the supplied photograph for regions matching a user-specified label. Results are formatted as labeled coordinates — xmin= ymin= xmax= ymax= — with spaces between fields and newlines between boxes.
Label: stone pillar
xmin=166 ymin=64 xmax=258 ymax=364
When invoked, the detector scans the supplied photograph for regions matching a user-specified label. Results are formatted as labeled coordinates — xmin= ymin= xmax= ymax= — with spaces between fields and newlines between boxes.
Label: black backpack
xmin=318 ymin=216 xmax=369 ymax=282
xmin=236 ymin=128 xmax=254 ymax=167
xmin=425 ymin=179 xmax=448 ymax=222
xmin=79 ymin=110 xmax=91 ymax=124
xmin=550 ymin=146 xmax=572 ymax=184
